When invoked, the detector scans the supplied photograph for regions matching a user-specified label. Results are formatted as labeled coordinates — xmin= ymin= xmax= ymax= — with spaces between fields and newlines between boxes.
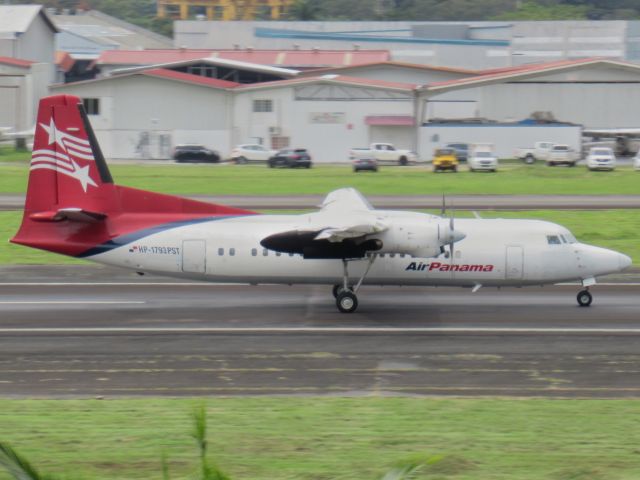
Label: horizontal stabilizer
xmin=30 ymin=208 xmax=107 ymax=223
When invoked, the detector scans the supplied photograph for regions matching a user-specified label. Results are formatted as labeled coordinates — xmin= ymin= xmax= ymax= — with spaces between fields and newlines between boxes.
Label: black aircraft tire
xmin=336 ymin=291 xmax=358 ymax=313
xmin=332 ymin=284 xmax=352 ymax=298
xmin=577 ymin=289 xmax=593 ymax=307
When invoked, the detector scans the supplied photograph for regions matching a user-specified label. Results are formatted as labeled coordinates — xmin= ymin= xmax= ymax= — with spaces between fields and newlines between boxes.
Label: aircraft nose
xmin=618 ymin=253 xmax=632 ymax=271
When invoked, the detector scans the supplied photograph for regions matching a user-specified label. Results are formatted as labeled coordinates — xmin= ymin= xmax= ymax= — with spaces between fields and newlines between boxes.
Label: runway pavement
xmin=1 ymin=266 xmax=639 ymax=398
xmin=2 ymin=194 xmax=640 ymax=210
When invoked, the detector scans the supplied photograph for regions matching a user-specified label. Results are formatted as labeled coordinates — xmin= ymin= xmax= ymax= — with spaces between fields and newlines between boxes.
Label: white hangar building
xmin=0 ymin=5 xmax=58 ymax=82
xmin=51 ymin=69 xmax=238 ymax=159
xmin=51 ymin=69 xmax=419 ymax=161
xmin=51 ymin=57 xmax=640 ymax=161
xmin=233 ymin=75 xmax=418 ymax=161
xmin=420 ymin=58 xmax=640 ymax=128
xmin=416 ymin=58 xmax=640 ymax=157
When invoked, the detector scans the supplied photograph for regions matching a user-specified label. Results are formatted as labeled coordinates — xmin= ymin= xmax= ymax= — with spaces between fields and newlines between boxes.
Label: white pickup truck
xmin=515 ymin=141 xmax=579 ymax=166
xmin=514 ymin=141 xmax=555 ymax=164
xmin=545 ymin=144 xmax=579 ymax=166
xmin=349 ymin=143 xmax=417 ymax=166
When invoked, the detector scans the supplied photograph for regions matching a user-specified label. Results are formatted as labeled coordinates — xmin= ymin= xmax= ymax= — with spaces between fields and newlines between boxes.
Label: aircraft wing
xmin=319 ymin=187 xmax=374 ymax=212
xmin=261 ymin=188 xmax=387 ymax=257
xmin=314 ymin=188 xmax=386 ymax=241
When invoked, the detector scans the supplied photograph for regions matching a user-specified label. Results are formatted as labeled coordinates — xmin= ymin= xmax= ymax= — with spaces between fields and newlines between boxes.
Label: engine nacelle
xmin=373 ymin=221 xmax=443 ymax=258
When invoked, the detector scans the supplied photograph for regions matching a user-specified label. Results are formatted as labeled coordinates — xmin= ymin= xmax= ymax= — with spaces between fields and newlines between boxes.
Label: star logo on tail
xmin=31 ymin=120 xmax=98 ymax=192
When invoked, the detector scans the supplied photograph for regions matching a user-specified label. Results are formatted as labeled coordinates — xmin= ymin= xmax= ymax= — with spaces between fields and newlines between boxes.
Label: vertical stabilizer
xmin=25 ymin=94 xmax=115 ymax=215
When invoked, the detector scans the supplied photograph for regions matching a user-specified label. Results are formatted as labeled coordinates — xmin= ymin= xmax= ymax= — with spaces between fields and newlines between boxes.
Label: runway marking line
xmin=1 ymin=327 xmax=640 ymax=334
xmin=0 ymin=282 xmax=638 ymax=287
xmin=0 ymin=301 xmax=145 ymax=305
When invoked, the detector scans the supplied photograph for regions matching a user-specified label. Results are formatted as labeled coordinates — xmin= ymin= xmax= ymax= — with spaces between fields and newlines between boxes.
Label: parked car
xmin=353 ymin=157 xmax=378 ymax=172
xmin=445 ymin=142 xmax=469 ymax=163
xmin=468 ymin=144 xmax=498 ymax=172
xmin=514 ymin=141 xmax=555 ymax=164
xmin=230 ymin=144 xmax=275 ymax=164
xmin=349 ymin=143 xmax=417 ymax=166
xmin=432 ymin=148 xmax=458 ymax=172
xmin=268 ymin=148 xmax=312 ymax=168
xmin=172 ymin=144 xmax=220 ymax=163
xmin=546 ymin=144 xmax=578 ymax=166
xmin=586 ymin=147 xmax=616 ymax=171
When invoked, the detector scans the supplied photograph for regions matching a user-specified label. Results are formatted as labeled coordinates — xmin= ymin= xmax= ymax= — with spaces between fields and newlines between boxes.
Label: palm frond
xmin=380 ymin=465 xmax=421 ymax=480
xmin=0 ymin=442 xmax=49 ymax=480
xmin=202 ymin=460 xmax=232 ymax=480
xmin=160 ymin=452 xmax=170 ymax=480
xmin=191 ymin=404 xmax=208 ymax=460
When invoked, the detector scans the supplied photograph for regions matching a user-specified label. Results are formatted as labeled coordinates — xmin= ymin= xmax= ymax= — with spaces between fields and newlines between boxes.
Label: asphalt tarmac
xmin=1 ymin=266 xmax=639 ymax=398
xmin=2 ymin=194 xmax=640 ymax=210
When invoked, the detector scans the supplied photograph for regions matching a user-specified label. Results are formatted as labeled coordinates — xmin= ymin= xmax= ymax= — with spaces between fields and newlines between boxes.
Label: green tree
xmin=288 ymin=0 xmax=322 ymax=20
xmin=492 ymin=1 xmax=589 ymax=20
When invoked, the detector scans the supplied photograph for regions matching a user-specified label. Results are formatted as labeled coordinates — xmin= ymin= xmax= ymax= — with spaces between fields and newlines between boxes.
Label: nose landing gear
xmin=577 ymin=288 xmax=593 ymax=307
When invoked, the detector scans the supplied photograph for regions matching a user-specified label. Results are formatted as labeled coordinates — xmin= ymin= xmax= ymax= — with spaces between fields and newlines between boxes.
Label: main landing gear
xmin=332 ymin=255 xmax=377 ymax=313
xmin=577 ymin=288 xmax=593 ymax=307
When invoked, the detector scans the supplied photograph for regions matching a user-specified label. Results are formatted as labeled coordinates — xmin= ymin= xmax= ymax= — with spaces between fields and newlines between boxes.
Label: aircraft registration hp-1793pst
xmin=11 ymin=95 xmax=632 ymax=313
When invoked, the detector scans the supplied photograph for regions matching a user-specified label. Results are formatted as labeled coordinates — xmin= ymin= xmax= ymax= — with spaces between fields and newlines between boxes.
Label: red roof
xmin=0 ymin=56 xmax=34 ymax=68
xmin=94 ymin=49 xmax=391 ymax=68
xmin=365 ymin=115 xmax=415 ymax=126
xmin=141 ymin=68 xmax=240 ymax=88
xmin=429 ymin=57 xmax=634 ymax=90
xmin=307 ymin=61 xmax=478 ymax=75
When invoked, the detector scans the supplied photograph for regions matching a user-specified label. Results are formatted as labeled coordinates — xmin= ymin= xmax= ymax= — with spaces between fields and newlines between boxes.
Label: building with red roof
xmin=93 ymin=48 xmax=391 ymax=76
xmin=50 ymin=56 xmax=640 ymax=162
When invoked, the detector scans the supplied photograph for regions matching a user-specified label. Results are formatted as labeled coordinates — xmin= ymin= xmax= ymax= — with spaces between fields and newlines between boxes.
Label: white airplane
xmin=11 ymin=95 xmax=632 ymax=313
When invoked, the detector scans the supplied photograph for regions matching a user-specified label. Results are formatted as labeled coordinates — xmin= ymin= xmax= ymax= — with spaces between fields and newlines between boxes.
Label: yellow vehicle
xmin=432 ymin=148 xmax=459 ymax=172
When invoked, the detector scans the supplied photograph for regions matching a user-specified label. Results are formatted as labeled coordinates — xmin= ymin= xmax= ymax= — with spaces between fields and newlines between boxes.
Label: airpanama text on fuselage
xmin=406 ymin=261 xmax=494 ymax=272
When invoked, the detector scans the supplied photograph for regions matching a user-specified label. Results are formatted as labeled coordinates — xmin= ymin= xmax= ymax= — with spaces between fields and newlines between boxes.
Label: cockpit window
xmin=547 ymin=235 xmax=561 ymax=245
xmin=565 ymin=233 xmax=577 ymax=244
xmin=559 ymin=235 xmax=567 ymax=243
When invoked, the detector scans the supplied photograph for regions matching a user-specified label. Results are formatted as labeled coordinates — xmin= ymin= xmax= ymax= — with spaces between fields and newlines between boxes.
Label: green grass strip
xmin=0 ymin=398 xmax=639 ymax=480
xmin=2 ymin=162 xmax=640 ymax=195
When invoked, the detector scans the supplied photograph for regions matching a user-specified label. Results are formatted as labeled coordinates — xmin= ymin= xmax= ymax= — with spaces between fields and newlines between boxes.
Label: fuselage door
xmin=182 ymin=239 xmax=206 ymax=274
xmin=505 ymin=245 xmax=524 ymax=280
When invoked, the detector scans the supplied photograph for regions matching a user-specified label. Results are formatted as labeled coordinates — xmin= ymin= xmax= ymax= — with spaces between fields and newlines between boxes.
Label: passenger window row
xmin=217 ymin=247 xmax=296 ymax=257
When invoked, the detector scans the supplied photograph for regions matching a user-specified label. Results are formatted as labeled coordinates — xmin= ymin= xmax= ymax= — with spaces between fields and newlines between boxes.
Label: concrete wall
xmin=14 ymin=14 xmax=56 ymax=83
xmin=0 ymin=62 xmax=49 ymax=132
xmin=233 ymin=85 xmax=414 ymax=162
xmin=174 ymin=20 xmax=640 ymax=68
xmin=419 ymin=124 xmax=582 ymax=159
xmin=448 ymin=82 xmax=640 ymax=128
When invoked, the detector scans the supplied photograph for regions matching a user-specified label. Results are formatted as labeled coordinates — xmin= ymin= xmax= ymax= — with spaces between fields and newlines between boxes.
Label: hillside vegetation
xmin=14 ymin=0 xmax=640 ymax=37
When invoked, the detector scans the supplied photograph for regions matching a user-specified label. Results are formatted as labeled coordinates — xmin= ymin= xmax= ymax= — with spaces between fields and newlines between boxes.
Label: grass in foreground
xmin=0 ymin=398 xmax=639 ymax=480
xmin=1 ymin=209 xmax=637 ymax=265
xmin=1 ymin=162 xmax=640 ymax=196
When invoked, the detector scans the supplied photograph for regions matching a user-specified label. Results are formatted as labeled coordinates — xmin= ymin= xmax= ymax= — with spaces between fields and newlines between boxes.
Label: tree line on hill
xmin=12 ymin=0 xmax=640 ymax=37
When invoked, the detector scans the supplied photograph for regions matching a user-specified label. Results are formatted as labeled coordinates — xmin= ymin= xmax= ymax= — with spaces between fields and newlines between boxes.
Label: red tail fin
xmin=12 ymin=94 xmax=253 ymax=257
xmin=25 ymin=94 xmax=114 ymax=214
